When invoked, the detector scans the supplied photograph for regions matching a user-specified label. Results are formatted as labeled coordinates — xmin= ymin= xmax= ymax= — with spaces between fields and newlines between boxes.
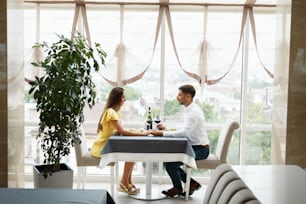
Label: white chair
xmin=75 ymin=128 xmax=118 ymax=196
xmin=244 ymin=200 xmax=262 ymax=204
xmin=202 ymin=164 xmax=261 ymax=204
xmin=197 ymin=120 xmax=240 ymax=169
xmin=217 ymin=179 xmax=249 ymax=204
xmin=185 ymin=120 xmax=240 ymax=200
xmin=74 ymin=128 xmax=100 ymax=189
xmin=228 ymin=188 xmax=261 ymax=204
xmin=202 ymin=163 xmax=234 ymax=203
xmin=209 ymin=171 xmax=240 ymax=203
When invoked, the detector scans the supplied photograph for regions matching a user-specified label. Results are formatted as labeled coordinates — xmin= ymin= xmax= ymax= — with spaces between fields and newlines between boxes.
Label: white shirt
xmin=163 ymin=102 xmax=209 ymax=146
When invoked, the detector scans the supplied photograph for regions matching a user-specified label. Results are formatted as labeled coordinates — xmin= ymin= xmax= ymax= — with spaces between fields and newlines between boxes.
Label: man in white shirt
xmin=152 ymin=84 xmax=210 ymax=197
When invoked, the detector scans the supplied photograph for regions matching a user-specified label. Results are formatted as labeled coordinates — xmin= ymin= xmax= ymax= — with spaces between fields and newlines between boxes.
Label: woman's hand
xmin=143 ymin=130 xmax=152 ymax=136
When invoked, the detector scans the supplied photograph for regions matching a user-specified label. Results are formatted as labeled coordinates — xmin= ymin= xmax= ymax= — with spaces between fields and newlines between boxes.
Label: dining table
xmin=99 ymin=135 xmax=197 ymax=201
xmin=0 ymin=188 xmax=115 ymax=204
xmin=232 ymin=165 xmax=306 ymax=204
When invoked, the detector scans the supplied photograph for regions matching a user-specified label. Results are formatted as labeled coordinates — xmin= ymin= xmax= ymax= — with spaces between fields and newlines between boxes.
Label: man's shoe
xmin=161 ymin=187 xmax=183 ymax=197
xmin=189 ymin=180 xmax=201 ymax=195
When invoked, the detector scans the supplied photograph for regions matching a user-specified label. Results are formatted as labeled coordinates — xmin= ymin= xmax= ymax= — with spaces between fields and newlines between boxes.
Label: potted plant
xmin=28 ymin=32 xmax=107 ymax=188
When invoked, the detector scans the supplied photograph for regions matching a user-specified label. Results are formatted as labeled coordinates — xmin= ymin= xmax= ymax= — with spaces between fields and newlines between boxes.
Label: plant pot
xmin=33 ymin=163 xmax=73 ymax=188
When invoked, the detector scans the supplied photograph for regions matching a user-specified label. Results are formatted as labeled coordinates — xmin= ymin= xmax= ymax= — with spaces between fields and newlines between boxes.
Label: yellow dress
xmin=90 ymin=108 xmax=121 ymax=158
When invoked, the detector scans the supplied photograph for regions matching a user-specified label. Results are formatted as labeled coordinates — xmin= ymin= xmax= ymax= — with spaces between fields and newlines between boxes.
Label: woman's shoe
xmin=128 ymin=183 xmax=140 ymax=193
xmin=118 ymin=183 xmax=139 ymax=195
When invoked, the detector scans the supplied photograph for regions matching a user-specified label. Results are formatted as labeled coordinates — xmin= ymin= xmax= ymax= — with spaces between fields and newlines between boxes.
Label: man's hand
xmin=156 ymin=123 xmax=166 ymax=130
xmin=151 ymin=130 xmax=163 ymax=137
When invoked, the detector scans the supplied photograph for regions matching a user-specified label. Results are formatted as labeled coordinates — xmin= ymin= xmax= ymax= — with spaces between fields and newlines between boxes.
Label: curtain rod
xmin=24 ymin=1 xmax=276 ymax=8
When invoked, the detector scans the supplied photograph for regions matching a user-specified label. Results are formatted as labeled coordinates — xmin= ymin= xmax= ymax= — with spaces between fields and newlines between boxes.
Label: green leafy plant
xmin=29 ymin=33 xmax=107 ymax=177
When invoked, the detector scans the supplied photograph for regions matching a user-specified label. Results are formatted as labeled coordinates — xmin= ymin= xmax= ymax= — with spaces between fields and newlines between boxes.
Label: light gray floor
xmin=25 ymin=179 xmax=206 ymax=203
xmin=83 ymin=182 xmax=206 ymax=204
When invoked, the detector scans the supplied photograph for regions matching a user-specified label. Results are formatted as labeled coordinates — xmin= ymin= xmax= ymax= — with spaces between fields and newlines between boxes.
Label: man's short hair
xmin=179 ymin=84 xmax=196 ymax=98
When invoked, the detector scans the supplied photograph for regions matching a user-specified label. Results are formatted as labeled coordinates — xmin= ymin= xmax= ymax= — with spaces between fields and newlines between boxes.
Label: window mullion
xmin=160 ymin=11 xmax=166 ymax=120
xmin=240 ymin=13 xmax=250 ymax=165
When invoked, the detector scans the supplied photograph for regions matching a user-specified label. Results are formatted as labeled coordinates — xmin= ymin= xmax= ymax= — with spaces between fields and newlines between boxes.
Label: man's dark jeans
xmin=164 ymin=145 xmax=209 ymax=189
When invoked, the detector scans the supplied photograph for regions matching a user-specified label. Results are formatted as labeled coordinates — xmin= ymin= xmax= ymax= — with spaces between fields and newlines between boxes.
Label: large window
xmin=24 ymin=4 xmax=275 ymax=177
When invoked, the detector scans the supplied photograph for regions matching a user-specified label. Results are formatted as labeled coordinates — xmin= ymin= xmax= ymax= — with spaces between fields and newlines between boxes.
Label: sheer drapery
xmin=7 ymin=1 xmax=25 ymax=187
xmin=164 ymin=2 xmax=274 ymax=85
xmin=71 ymin=0 xmax=92 ymax=45
xmin=246 ymin=6 xmax=273 ymax=78
xmin=100 ymin=5 xmax=152 ymax=86
xmin=24 ymin=3 xmax=44 ymax=82
xmin=74 ymin=3 xmax=274 ymax=86
xmin=198 ymin=6 xmax=208 ymax=85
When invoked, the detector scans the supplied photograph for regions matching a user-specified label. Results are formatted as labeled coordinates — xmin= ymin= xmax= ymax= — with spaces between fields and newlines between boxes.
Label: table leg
xmin=129 ymin=162 xmax=165 ymax=200
xmin=158 ymin=162 xmax=163 ymax=185
xmin=146 ymin=161 xmax=152 ymax=195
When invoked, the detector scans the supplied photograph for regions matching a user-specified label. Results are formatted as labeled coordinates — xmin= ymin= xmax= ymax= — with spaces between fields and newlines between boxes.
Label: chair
xmin=197 ymin=120 xmax=240 ymax=169
xmin=202 ymin=164 xmax=261 ymax=204
xmin=202 ymin=163 xmax=234 ymax=204
xmin=208 ymin=171 xmax=240 ymax=203
xmin=185 ymin=120 xmax=239 ymax=200
xmin=74 ymin=128 xmax=100 ymax=189
xmin=217 ymin=179 xmax=249 ymax=204
xmin=228 ymin=188 xmax=261 ymax=204
xmin=75 ymin=128 xmax=118 ymax=196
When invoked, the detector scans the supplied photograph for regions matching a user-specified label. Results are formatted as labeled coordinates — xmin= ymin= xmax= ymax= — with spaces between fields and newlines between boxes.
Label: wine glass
xmin=154 ymin=114 xmax=161 ymax=129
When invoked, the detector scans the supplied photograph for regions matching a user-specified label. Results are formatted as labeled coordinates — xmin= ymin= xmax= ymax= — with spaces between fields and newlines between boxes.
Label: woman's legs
xmin=120 ymin=162 xmax=135 ymax=187
xmin=119 ymin=162 xmax=139 ymax=194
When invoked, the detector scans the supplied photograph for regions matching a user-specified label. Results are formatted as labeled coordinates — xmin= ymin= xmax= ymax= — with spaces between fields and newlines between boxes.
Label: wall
xmin=285 ymin=0 xmax=306 ymax=167
xmin=0 ymin=0 xmax=8 ymax=188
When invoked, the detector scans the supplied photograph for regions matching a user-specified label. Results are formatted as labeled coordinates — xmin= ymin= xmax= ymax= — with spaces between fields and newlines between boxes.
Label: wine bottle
xmin=146 ymin=107 xmax=153 ymax=130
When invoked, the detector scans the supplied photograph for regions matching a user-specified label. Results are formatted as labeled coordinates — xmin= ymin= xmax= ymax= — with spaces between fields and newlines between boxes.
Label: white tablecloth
xmin=98 ymin=136 xmax=197 ymax=201
xmin=99 ymin=136 xmax=197 ymax=169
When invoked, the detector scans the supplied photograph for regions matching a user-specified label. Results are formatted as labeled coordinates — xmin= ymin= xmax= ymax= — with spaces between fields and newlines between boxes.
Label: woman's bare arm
xmin=110 ymin=120 xmax=152 ymax=136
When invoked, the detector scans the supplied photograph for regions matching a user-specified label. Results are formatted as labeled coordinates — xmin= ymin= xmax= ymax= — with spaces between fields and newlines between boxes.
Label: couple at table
xmin=90 ymin=84 xmax=210 ymax=197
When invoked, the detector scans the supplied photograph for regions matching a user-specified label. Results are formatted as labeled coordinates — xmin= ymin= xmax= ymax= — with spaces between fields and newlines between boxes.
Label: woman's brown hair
xmin=97 ymin=87 xmax=124 ymax=133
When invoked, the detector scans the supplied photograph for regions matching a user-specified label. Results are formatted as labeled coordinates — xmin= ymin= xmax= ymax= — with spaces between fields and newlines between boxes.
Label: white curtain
xmin=7 ymin=0 xmax=25 ymax=187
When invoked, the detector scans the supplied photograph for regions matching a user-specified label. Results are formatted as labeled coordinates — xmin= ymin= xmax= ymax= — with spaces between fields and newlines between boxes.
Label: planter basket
xmin=33 ymin=163 xmax=73 ymax=188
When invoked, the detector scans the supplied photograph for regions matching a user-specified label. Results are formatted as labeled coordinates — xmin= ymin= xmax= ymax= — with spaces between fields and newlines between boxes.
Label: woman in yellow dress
xmin=91 ymin=87 xmax=151 ymax=195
